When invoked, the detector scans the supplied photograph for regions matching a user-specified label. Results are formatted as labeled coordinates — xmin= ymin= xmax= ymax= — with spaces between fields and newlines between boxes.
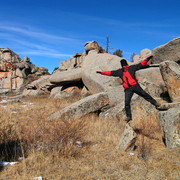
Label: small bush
xmin=19 ymin=116 xmax=87 ymax=157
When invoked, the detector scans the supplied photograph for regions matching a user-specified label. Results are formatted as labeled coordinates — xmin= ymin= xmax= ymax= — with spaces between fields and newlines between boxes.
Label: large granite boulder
xmin=50 ymin=68 xmax=82 ymax=85
xmin=47 ymin=92 xmax=109 ymax=120
xmin=159 ymin=61 xmax=180 ymax=102
xmin=152 ymin=37 xmax=180 ymax=64
xmin=82 ymin=51 xmax=123 ymax=94
xmin=137 ymin=67 xmax=165 ymax=87
xmin=158 ymin=108 xmax=180 ymax=149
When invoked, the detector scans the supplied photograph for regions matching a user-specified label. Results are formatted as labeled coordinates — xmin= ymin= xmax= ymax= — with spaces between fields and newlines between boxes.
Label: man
xmin=96 ymin=55 xmax=161 ymax=123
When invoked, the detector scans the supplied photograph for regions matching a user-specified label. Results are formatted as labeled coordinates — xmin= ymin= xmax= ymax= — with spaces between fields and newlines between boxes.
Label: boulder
xmin=118 ymin=123 xmax=137 ymax=151
xmin=136 ymin=67 xmax=165 ymax=87
xmin=47 ymin=92 xmax=109 ymax=120
xmin=140 ymin=49 xmax=152 ymax=60
xmin=23 ymin=75 xmax=53 ymax=96
xmin=133 ymin=55 xmax=140 ymax=63
xmin=158 ymin=108 xmax=180 ymax=149
xmin=100 ymin=84 xmax=157 ymax=120
xmin=99 ymin=102 xmax=125 ymax=120
xmin=159 ymin=61 xmax=180 ymax=102
xmin=106 ymin=86 xmax=125 ymax=106
xmin=84 ymin=41 xmax=105 ymax=54
xmin=133 ymin=49 xmax=152 ymax=63
xmin=0 ymin=47 xmax=21 ymax=63
xmin=50 ymin=68 xmax=82 ymax=85
xmin=50 ymin=86 xmax=80 ymax=99
xmin=152 ymin=37 xmax=180 ymax=64
xmin=59 ymin=53 xmax=85 ymax=71
xmin=50 ymin=86 xmax=63 ymax=98
xmin=24 ymin=56 xmax=30 ymax=62
xmin=82 ymin=51 xmax=123 ymax=94
xmin=140 ymin=80 xmax=164 ymax=98
xmin=37 ymin=67 xmax=49 ymax=75
xmin=15 ymin=68 xmax=26 ymax=79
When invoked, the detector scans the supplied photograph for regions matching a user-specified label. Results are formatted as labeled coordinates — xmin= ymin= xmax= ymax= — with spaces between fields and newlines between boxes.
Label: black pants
xmin=124 ymin=83 xmax=157 ymax=119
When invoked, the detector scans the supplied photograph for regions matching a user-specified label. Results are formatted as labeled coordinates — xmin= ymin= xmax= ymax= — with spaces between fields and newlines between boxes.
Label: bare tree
xmin=106 ymin=34 xmax=110 ymax=53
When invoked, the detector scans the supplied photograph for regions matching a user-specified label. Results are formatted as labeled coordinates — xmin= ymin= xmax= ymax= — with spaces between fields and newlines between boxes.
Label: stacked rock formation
xmin=0 ymin=47 xmax=49 ymax=94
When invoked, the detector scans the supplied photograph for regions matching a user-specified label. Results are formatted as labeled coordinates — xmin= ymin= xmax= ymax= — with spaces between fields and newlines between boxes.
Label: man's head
xmin=120 ymin=59 xmax=128 ymax=68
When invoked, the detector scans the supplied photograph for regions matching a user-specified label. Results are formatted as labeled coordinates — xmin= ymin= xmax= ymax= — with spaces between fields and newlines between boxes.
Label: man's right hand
xmin=96 ymin=71 xmax=101 ymax=74
xmin=147 ymin=55 xmax=153 ymax=61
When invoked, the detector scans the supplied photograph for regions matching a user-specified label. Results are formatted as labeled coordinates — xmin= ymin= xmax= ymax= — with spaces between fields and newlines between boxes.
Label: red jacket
xmin=100 ymin=58 xmax=148 ymax=89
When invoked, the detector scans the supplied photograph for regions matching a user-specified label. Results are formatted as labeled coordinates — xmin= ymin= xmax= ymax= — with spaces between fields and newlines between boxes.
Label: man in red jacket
xmin=96 ymin=55 xmax=160 ymax=123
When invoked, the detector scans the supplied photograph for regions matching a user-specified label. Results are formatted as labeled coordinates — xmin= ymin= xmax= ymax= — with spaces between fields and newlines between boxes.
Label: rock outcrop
xmin=82 ymin=51 xmax=123 ymax=94
xmin=50 ymin=68 xmax=82 ymax=85
xmin=158 ymin=108 xmax=180 ymax=149
xmin=159 ymin=61 xmax=180 ymax=102
xmin=118 ymin=123 xmax=137 ymax=151
xmin=152 ymin=37 xmax=180 ymax=64
xmin=0 ymin=47 xmax=50 ymax=94
xmin=47 ymin=92 xmax=109 ymax=120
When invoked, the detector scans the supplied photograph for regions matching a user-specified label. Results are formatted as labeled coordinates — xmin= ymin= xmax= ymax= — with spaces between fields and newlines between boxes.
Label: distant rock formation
xmin=0 ymin=47 xmax=49 ymax=94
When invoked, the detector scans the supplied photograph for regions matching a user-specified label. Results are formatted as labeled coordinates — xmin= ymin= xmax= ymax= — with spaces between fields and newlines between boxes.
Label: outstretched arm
xmin=96 ymin=69 xmax=122 ymax=77
xmin=141 ymin=55 xmax=153 ymax=66
xmin=96 ymin=71 xmax=111 ymax=76
xmin=135 ymin=55 xmax=153 ymax=70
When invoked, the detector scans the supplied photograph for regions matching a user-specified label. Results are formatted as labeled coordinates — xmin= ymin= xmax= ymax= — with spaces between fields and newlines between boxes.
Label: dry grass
xmin=0 ymin=94 xmax=180 ymax=179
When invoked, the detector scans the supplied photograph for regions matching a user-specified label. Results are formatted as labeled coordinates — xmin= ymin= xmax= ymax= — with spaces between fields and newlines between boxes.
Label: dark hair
xmin=120 ymin=59 xmax=128 ymax=67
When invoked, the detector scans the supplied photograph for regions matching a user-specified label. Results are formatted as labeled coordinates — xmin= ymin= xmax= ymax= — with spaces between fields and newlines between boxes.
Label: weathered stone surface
xmin=137 ymin=67 xmax=165 ymax=87
xmin=158 ymin=102 xmax=180 ymax=109
xmin=158 ymin=108 xmax=180 ymax=149
xmin=133 ymin=55 xmax=140 ymax=63
xmin=100 ymin=84 xmax=157 ymax=120
xmin=118 ymin=123 xmax=137 ymax=151
xmin=152 ymin=37 xmax=180 ymax=64
xmin=82 ymin=51 xmax=123 ymax=94
xmin=59 ymin=53 xmax=85 ymax=71
xmin=159 ymin=61 xmax=180 ymax=102
xmin=140 ymin=80 xmax=164 ymax=98
xmin=23 ymin=75 xmax=53 ymax=96
xmin=84 ymin=41 xmax=105 ymax=54
xmin=106 ymin=86 xmax=125 ymax=106
xmin=50 ymin=86 xmax=80 ymax=99
xmin=140 ymin=49 xmax=152 ymax=60
xmin=50 ymin=87 xmax=63 ymax=98
xmin=47 ymin=92 xmax=109 ymax=120
xmin=50 ymin=68 xmax=82 ymax=85
xmin=133 ymin=49 xmax=152 ymax=63
xmin=99 ymin=102 xmax=125 ymax=120
xmin=37 ymin=67 xmax=49 ymax=75
xmin=15 ymin=68 xmax=26 ymax=79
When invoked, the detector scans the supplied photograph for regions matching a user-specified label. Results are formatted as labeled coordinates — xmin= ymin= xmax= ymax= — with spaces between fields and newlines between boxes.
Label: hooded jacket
xmin=100 ymin=58 xmax=148 ymax=89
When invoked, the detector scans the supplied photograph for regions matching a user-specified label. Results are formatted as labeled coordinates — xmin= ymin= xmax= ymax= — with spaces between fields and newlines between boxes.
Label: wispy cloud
xmin=0 ymin=24 xmax=77 ymax=59
xmin=0 ymin=25 xmax=78 ymax=42
xmin=17 ymin=50 xmax=71 ymax=58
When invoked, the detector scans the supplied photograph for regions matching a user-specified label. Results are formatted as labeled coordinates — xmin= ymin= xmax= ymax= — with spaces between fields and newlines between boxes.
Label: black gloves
xmin=147 ymin=55 xmax=153 ymax=61
xmin=96 ymin=71 xmax=101 ymax=74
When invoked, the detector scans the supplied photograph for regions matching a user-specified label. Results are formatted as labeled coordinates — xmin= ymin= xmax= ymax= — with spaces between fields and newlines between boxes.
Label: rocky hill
xmin=1 ymin=38 xmax=180 ymax=151
xmin=0 ymin=47 xmax=49 ymax=94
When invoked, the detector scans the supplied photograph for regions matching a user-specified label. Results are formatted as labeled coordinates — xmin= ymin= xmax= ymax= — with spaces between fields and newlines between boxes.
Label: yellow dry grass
xmin=0 ymin=94 xmax=180 ymax=180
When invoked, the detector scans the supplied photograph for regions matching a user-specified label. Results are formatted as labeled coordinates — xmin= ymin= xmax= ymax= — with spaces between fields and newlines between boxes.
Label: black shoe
xmin=155 ymin=102 xmax=161 ymax=110
xmin=126 ymin=117 xmax=132 ymax=123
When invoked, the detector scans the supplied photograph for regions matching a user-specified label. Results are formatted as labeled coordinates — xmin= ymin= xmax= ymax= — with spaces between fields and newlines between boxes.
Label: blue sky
xmin=0 ymin=0 xmax=179 ymax=73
